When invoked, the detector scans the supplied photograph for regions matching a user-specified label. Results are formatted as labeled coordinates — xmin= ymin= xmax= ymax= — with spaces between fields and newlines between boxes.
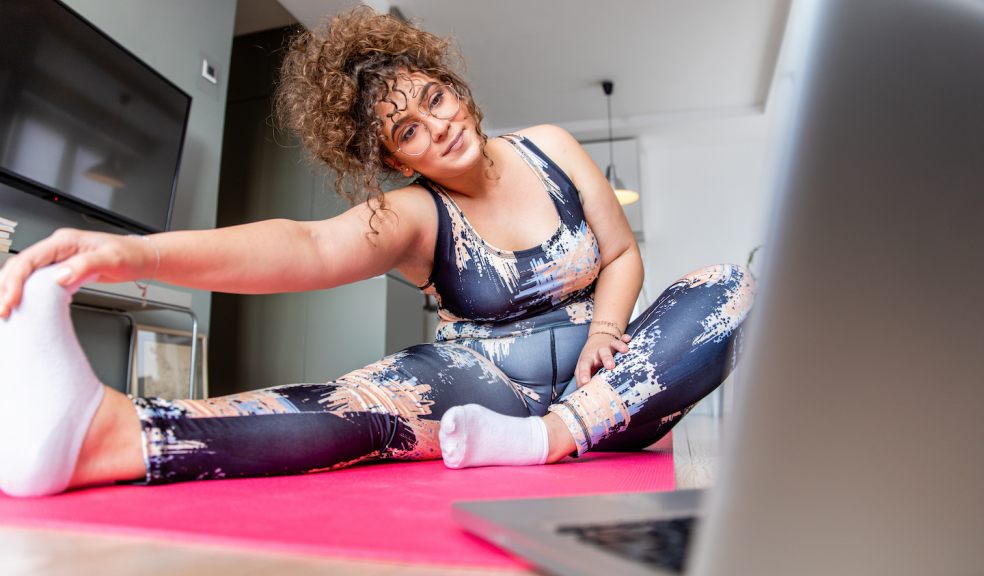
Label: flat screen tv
xmin=0 ymin=0 xmax=191 ymax=234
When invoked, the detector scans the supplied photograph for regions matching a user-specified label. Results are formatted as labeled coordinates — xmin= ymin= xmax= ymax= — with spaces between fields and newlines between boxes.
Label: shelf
xmin=1 ymin=250 xmax=201 ymax=398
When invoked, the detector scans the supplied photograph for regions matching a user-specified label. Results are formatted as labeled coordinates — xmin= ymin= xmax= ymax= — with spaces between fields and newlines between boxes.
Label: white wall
xmin=574 ymin=0 xmax=819 ymax=305
xmin=574 ymin=111 xmax=774 ymax=313
xmin=636 ymin=114 xmax=772 ymax=299
xmin=639 ymin=113 xmax=775 ymax=415
xmin=568 ymin=0 xmax=812 ymax=413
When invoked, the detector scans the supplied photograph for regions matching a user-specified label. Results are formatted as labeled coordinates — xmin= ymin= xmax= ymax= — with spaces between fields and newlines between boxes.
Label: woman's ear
xmin=383 ymin=155 xmax=402 ymax=171
xmin=384 ymin=156 xmax=415 ymax=178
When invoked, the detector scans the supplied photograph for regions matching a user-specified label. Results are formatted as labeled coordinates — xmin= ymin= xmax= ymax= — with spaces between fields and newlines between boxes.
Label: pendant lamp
xmin=602 ymin=80 xmax=639 ymax=206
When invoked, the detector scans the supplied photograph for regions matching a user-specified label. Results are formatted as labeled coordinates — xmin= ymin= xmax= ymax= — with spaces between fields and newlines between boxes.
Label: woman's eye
xmin=429 ymin=90 xmax=444 ymax=110
xmin=399 ymin=124 xmax=419 ymax=144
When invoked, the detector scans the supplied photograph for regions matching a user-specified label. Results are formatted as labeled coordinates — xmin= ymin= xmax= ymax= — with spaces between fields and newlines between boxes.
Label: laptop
xmin=453 ymin=0 xmax=984 ymax=574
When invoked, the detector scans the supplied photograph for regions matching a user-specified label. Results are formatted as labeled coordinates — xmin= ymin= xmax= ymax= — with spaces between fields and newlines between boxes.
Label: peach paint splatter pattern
xmin=549 ymin=265 xmax=754 ymax=454
xmin=125 ymin=132 xmax=753 ymax=486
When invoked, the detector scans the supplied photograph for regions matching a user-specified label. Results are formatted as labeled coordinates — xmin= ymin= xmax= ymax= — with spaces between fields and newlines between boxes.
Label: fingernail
xmin=54 ymin=267 xmax=71 ymax=283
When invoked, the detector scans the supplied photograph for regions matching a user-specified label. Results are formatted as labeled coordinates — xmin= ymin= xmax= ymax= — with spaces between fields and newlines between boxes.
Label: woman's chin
xmin=429 ymin=135 xmax=483 ymax=177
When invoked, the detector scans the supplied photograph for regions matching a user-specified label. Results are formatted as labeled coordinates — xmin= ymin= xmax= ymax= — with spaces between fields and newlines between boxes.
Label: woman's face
xmin=375 ymin=71 xmax=482 ymax=180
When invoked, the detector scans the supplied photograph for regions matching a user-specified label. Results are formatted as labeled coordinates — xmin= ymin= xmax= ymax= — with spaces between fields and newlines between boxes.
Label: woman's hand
xmin=0 ymin=229 xmax=155 ymax=318
xmin=574 ymin=331 xmax=633 ymax=388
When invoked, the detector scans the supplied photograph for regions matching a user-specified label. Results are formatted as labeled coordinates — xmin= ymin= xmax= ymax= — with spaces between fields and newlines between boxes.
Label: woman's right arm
xmin=0 ymin=186 xmax=432 ymax=318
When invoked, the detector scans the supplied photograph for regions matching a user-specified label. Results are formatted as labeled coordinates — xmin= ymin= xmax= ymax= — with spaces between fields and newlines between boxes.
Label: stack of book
xmin=0 ymin=215 xmax=17 ymax=253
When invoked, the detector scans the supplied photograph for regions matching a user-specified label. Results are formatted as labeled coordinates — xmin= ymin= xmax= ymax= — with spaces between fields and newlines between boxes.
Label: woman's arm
xmin=0 ymin=186 xmax=432 ymax=317
xmin=520 ymin=124 xmax=644 ymax=386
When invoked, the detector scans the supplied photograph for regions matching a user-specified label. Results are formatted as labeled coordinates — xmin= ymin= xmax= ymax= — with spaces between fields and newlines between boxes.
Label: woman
xmin=0 ymin=7 xmax=753 ymax=497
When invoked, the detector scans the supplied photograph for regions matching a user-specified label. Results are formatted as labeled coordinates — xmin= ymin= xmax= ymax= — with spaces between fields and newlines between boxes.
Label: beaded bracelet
xmin=127 ymin=235 xmax=160 ymax=307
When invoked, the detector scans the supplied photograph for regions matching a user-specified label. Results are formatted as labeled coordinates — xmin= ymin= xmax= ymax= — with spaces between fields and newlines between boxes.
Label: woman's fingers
xmin=574 ymin=330 xmax=633 ymax=388
xmin=50 ymin=254 xmax=106 ymax=288
xmin=600 ymin=346 xmax=616 ymax=370
xmin=613 ymin=338 xmax=630 ymax=354
xmin=577 ymin=357 xmax=593 ymax=385
xmin=0 ymin=258 xmax=33 ymax=318
xmin=0 ymin=240 xmax=71 ymax=317
xmin=577 ymin=351 xmax=603 ymax=386
xmin=0 ymin=228 xmax=118 ymax=318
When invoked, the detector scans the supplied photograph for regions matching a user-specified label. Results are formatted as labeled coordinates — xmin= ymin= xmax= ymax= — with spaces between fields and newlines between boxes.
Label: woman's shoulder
xmin=512 ymin=125 xmax=594 ymax=188
xmin=513 ymin=124 xmax=579 ymax=150
xmin=381 ymin=182 xmax=437 ymax=219
xmin=383 ymin=182 xmax=442 ymax=238
xmin=512 ymin=125 xmax=582 ymax=171
xmin=373 ymin=183 xmax=439 ymax=284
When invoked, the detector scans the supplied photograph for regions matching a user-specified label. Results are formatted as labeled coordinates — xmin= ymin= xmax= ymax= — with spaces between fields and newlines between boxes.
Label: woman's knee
xmin=680 ymin=263 xmax=754 ymax=344
xmin=675 ymin=264 xmax=754 ymax=307
xmin=632 ymin=263 xmax=754 ymax=338
xmin=367 ymin=343 xmax=531 ymax=419
xmin=607 ymin=264 xmax=753 ymax=400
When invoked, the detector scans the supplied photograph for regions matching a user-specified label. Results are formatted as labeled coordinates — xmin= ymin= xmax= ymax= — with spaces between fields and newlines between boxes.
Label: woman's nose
xmin=424 ymin=114 xmax=451 ymax=142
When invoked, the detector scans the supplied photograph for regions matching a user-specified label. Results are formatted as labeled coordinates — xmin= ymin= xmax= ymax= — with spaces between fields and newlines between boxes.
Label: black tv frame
xmin=0 ymin=0 xmax=192 ymax=235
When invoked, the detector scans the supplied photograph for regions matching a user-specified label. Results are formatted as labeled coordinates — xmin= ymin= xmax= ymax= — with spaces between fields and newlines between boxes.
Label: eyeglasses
xmin=390 ymin=84 xmax=460 ymax=157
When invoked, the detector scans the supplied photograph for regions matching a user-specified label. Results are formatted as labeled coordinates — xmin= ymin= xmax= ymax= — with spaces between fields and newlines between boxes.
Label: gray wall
xmin=61 ymin=0 xmax=238 ymax=335
xmin=210 ymin=27 xmax=427 ymax=396
xmin=1 ymin=1 xmax=236 ymax=390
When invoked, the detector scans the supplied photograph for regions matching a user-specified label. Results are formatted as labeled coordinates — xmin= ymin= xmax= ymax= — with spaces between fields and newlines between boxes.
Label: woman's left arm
xmin=520 ymin=125 xmax=644 ymax=387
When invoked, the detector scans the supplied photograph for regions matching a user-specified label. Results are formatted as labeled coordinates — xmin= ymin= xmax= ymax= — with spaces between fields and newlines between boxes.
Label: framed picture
xmin=130 ymin=325 xmax=208 ymax=399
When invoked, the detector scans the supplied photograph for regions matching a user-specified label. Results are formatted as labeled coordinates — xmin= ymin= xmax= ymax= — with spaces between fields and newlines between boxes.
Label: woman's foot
xmin=439 ymin=404 xmax=564 ymax=469
xmin=0 ymin=266 xmax=105 ymax=497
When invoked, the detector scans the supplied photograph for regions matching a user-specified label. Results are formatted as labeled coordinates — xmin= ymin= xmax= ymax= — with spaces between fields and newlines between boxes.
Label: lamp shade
xmin=606 ymin=164 xmax=639 ymax=206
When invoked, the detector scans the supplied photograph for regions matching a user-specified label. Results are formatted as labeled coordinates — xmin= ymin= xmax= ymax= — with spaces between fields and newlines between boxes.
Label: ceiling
xmin=234 ymin=0 xmax=297 ymax=36
xmin=242 ymin=0 xmax=792 ymax=138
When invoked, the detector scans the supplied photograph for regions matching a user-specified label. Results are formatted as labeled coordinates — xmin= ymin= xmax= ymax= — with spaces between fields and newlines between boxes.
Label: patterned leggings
xmin=133 ymin=265 xmax=754 ymax=484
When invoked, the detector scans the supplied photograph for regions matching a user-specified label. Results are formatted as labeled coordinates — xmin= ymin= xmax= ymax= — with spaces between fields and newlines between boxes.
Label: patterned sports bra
xmin=416 ymin=134 xmax=601 ymax=341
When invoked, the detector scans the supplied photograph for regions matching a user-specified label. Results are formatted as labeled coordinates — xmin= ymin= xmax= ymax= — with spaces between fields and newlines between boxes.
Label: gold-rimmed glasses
xmin=389 ymin=83 xmax=460 ymax=157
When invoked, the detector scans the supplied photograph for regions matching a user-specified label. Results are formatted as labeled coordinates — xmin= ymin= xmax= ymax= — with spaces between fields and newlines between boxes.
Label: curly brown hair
xmin=275 ymin=5 xmax=489 ymax=232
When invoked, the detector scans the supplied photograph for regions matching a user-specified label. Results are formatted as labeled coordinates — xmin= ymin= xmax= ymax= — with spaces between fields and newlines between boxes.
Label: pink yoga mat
xmin=0 ymin=451 xmax=674 ymax=569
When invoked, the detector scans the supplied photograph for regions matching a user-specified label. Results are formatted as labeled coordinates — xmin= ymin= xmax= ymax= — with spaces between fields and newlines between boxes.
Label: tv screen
xmin=0 ymin=0 xmax=191 ymax=233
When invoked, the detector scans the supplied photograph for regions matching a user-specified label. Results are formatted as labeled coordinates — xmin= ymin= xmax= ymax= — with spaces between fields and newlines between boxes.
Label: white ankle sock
xmin=0 ymin=266 xmax=104 ymax=497
xmin=439 ymin=404 xmax=549 ymax=469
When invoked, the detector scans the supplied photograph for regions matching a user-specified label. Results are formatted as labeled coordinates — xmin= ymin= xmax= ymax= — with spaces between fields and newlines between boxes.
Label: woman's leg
xmin=0 ymin=266 xmax=118 ymax=497
xmin=439 ymin=265 xmax=753 ymax=466
xmin=130 ymin=343 xmax=532 ymax=485
xmin=0 ymin=266 xmax=535 ymax=497
xmin=432 ymin=265 xmax=755 ymax=468
xmin=70 ymin=388 xmax=146 ymax=489
xmin=548 ymin=264 xmax=754 ymax=456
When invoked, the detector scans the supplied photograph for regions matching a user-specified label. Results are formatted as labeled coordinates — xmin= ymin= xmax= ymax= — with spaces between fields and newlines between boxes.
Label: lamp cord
xmin=607 ymin=87 xmax=614 ymax=175
xmin=604 ymin=80 xmax=616 ymax=183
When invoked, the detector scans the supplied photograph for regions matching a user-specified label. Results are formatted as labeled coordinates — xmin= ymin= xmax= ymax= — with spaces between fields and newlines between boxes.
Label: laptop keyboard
xmin=556 ymin=516 xmax=697 ymax=574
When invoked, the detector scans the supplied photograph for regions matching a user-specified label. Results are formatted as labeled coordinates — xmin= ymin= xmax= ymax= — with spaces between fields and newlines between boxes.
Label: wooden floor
xmin=0 ymin=414 xmax=724 ymax=576
xmin=672 ymin=413 xmax=723 ymax=491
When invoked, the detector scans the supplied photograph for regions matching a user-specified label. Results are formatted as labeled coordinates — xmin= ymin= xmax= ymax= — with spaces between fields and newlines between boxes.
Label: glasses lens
xmin=427 ymin=85 xmax=459 ymax=120
xmin=397 ymin=122 xmax=428 ymax=156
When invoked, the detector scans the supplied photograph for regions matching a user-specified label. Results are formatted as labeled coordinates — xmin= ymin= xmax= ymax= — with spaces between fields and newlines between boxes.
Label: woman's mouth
xmin=443 ymin=131 xmax=464 ymax=156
